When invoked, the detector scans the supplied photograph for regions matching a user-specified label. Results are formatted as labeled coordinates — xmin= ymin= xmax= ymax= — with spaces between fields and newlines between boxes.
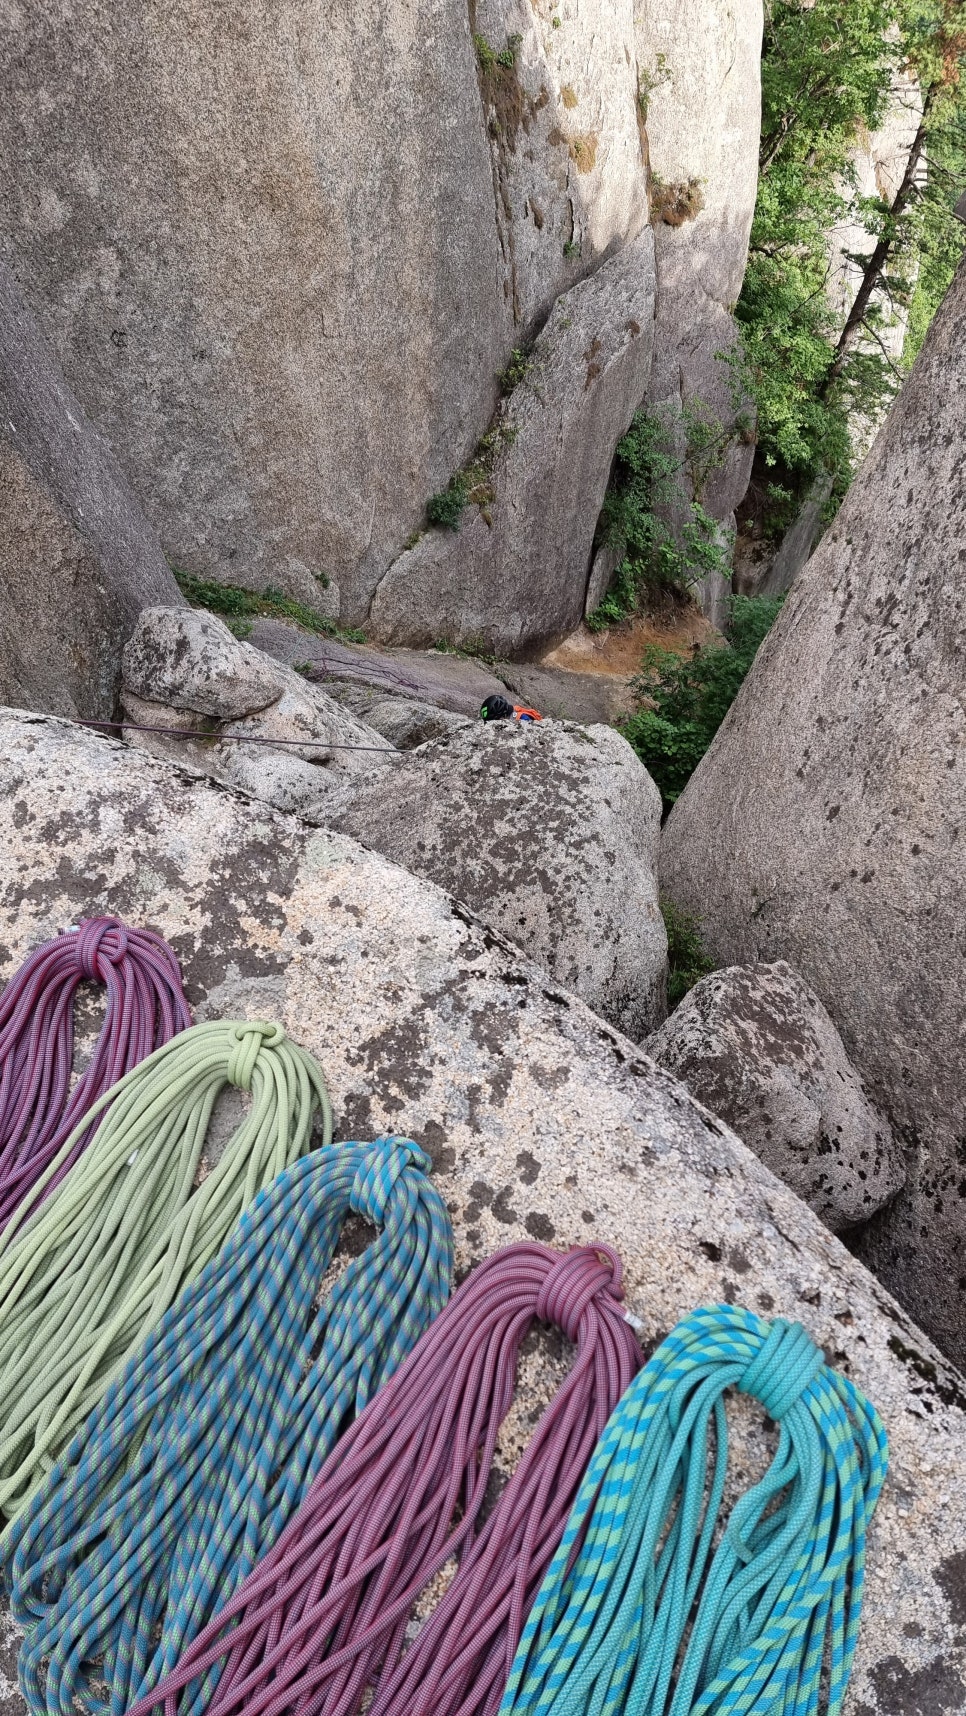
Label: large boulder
xmin=0 ymin=707 xmax=965 ymax=1704
xmin=659 ymin=257 xmax=966 ymax=1367
xmin=121 ymin=608 xmax=394 ymax=820
xmin=635 ymin=1 xmax=763 ymax=624
xmin=646 ymin=962 xmax=903 ymax=1232
xmin=368 ymin=235 xmax=656 ymax=654
xmin=0 ymin=0 xmax=648 ymax=642
xmin=0 ymin=261 xmax=183 ymax=721
xmin=329 ymin=718 xmax=668 ymax=1040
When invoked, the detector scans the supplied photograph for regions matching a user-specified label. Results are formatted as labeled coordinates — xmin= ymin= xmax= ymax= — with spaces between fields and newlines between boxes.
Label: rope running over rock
xmin=126 ymin=1242 xmax=643 ymax=1716
xmin=0 ymin=1019 xmax=330 ymax=1522
xmin=7 ymin=1136 xmax=452 ymax=1716
xmin=0 ymin=917 xmax=190 ymax=1233
xmin=499 ymin=1303 xmax=888 ymax=1716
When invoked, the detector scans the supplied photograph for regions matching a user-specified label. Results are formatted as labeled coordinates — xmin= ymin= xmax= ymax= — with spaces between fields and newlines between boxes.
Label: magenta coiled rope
xmin=129 ymin=1241 xmax=643 ymax=1716
xmin=0 ymin=916 xmax=191 ymax=1231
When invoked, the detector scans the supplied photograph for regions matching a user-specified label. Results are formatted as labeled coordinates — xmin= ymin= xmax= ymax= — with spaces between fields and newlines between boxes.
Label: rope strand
xmin=0 ymin=917 xmax=191 ymax=1232
xmin=499 ymin=1303 xmax=889 ymax=1716
xmin=6 ymin=1136 xmax=452 ymax=1716
xmin=125 ymin=1242 xmax=642 ymax=1716
xmin=0 ymin=1019 xmax=330 ymax=1521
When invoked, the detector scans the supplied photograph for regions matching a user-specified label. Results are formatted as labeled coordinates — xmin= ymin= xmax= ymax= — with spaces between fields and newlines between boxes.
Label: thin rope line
xmin=76 ymin=720 xmax=400 ymax=754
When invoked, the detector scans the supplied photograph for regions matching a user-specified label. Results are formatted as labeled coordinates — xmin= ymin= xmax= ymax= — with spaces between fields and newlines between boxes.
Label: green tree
xmin=736 ymin=0 xmax=966 ymax=535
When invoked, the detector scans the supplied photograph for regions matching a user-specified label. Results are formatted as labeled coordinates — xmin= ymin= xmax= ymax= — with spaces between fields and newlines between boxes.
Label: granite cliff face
xmin=0 ymin=0 xmax=761 ymax=651
xmin=661 ymin=256 xmax=966 ymax=1368
xmin=0 ymin=261 xmax=183 ymax=720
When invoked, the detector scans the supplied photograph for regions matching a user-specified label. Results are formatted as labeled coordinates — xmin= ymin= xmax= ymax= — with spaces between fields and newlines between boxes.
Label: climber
xmin=479 ymin=695 xmax=543 ymax=723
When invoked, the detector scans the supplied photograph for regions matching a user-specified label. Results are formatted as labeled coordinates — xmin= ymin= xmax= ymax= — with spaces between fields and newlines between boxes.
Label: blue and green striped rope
xmin=499 ymin=1303 xmax=888 ymax=1716
xmin=6 ymin=1134 xmax=453 ymax=1716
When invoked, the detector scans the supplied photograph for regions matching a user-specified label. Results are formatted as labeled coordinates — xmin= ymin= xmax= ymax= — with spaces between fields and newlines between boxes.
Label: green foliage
xmin=637 ymin=52 xmax=670 ymax=119
xmin=621 ymin=595 xmax=784 ymax=810
xmin=474 ymin=31 xmax=521 ymax=72
xmin=563 ymin=238 xmax=581 ymax=258
xmin=588 ymin=408 xmax=733 ymax=629
xmin=735 ymin=0 xmax=966 ymax=532
xmin=498 ymin=346 xmax=533 ymax=395
xmin=426 ymin=480 xmax=467 ymax=529
xmin=661 ymin=900 xmax=717 ymax=1010
xmin=171 ymin=571 xmax=366 ymax=644
xmin=426 ymin=420 xmax=519 ymax=531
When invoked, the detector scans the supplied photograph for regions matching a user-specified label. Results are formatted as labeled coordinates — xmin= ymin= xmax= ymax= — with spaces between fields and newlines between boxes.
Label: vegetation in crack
xmin=587 ymin=406 xmax=737 ymax=630
xmin=621 ymin=595 xmax=785 ymax=812
xmin=172 ymin=571 xmax=367 ymax=644
xmin=660 ymin=900 xmax=718 ymax=1010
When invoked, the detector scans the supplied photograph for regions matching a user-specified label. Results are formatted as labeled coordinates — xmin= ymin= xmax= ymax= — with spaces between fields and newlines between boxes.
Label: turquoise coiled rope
xmin=499 ymin=1304 xmax=888 ymax=1716
xmin=6 ymin=1135 xmax=452 ymax=1716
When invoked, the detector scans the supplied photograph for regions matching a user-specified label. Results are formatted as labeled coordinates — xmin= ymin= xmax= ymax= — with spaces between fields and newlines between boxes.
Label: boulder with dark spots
xmin=646 ymin=962 xmax=903 ymax=1232
xmin=0 ymin=707 xmax=966 ymax=1701
xmin=659 ymin=256 xmax=966 ymax=1368
xmin=121 ymin=607 xmax=394 ymax=820
xmin=328 ymin=717 xmax=668 ymax=1040
xmin=0 ymin=261 xmax=183 ymax=722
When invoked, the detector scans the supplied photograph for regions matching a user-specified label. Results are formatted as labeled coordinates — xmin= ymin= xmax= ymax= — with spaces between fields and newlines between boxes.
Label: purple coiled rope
xmin=129 ymin=1241 xmax=643 ymax=1716
xmin=0 ymin=916 xmax=191 ymax=1231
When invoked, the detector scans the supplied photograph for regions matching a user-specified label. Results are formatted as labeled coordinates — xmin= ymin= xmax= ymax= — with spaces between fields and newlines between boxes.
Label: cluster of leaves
xmin=735 ymin=0 xmax=966 ymax=531
xmin=473 ymin=31 xmax=522 ymax=72
xmin=661 ymin=900 xmax=717 ymax=1009
xmin=621 ymin=596 xmax=785 ymax=811
xmin=587 ymin=408 xmax=734 ymax=629
xmin=172 ymin=571 xmax=366 ymax=643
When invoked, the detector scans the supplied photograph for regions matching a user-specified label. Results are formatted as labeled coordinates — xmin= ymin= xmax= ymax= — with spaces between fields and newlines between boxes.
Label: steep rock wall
xmin=0 ymin=261 xmax=184 ymax=721
xmin=0 ymin=0 xmax=649 ymax=642
xmin=634 ymin=0 xmax=764 ymax=626
xmin=659 ymin=257 xmax=966 ymax=1368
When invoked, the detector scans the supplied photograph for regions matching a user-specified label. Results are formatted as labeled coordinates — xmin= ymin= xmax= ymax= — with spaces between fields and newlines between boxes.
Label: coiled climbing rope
xmin=0 ymin=1018 xmax=329 ymax=1520
xmin=0 ymin=917 xmax=190 ymax=1233
xmin=499 ymin=1303 xmax=889 ymax=1716
xmin=7 ymin=1135 xmax=452 ymax=1716
xmin=124 ymin=1242 xmax=643 ymax=1716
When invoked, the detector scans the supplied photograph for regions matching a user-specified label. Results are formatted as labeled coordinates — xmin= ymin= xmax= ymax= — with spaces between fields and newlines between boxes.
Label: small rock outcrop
xmin=0 ymin=261 xmax=183 ymax=721
xmin=369 ymin=235 xmax=656 ymax=655
xmin=659 ymin=256 xmax=966 ymax=1366
xmin=0 ymin=707 xmax=965 ymax=1705
xmin=646 ymin=962 xmax=903 ymax=1232
xmin=121 ymin=608 xmax=393 ymax=821
xmin=330 ymin=719 xmax=668 ymax=1040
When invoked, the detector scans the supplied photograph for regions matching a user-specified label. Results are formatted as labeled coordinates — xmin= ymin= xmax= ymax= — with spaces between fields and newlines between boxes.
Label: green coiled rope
xmin=0 ymin=1018 xmax=330 ymax=1521
xmin=499 ymin=1303 xmax=888 ymax=1716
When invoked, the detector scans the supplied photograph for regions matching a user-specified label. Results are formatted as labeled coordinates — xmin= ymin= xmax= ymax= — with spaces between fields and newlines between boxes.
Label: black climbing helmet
xmin=480 ymin=695 xmax=516 ymax=722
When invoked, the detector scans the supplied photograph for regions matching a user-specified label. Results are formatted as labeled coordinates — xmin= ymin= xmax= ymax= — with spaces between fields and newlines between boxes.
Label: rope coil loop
xmin=6 ymin=1134 xmax=452 ymax=1716
xmin=535 ymin=1243 xmax=624 ymax=1341
xmin=0 ymin=1018 xmax=330 ymax=1521
xmin=349 ymin=1137 xmax=432 ymax=1224
xmin=226 ymin=1020 xmax=285 ymax=1091
xmin=122 ymin=1240 xmax=642 ymax=1716
xmin=500 ymin=1301 xmax=889 ymax=1716
xmin=737 ymin=1316 xmax=825 ymax=1423
xmin=0 ymin=916 xmax=191 ymax=1233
